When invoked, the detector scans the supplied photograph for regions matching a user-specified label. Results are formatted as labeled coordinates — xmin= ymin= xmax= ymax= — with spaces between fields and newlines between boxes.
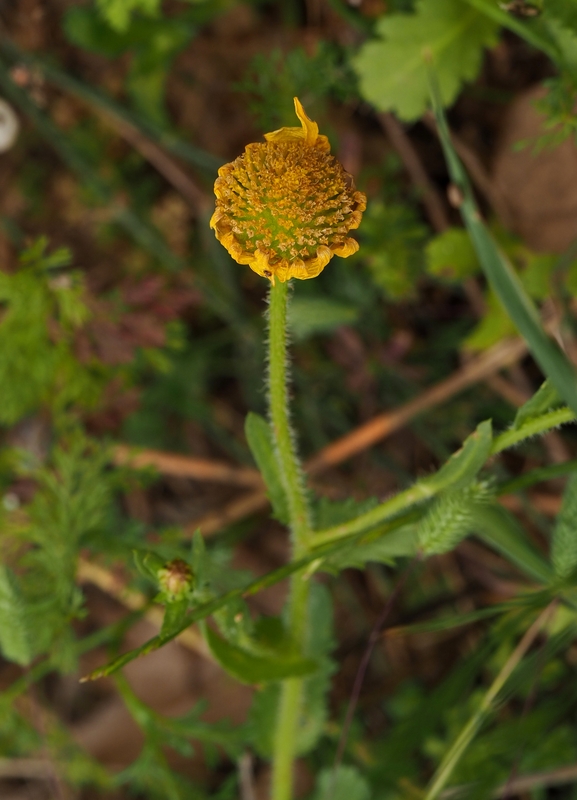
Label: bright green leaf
xmin=0 ymin=566 xmax=32 ymax=666
xmin=426 ymin=227 xmax=479 ymax=283
xmin=354 ymin=0 xmax=499 ymax=121
xmin=204 ymin=624 xmax=317 ymax=685
xmin=514 ymin=380 xmax=562 ymax=430
xmin=245 ymin=412 xmax=289 ymax=524
xmin=464 ymin=291 xmax=516 ymax=352
xmin=426 ymin=419 xmax=493 ymax=492
xmin=313 ymin=765 xmax=370 ymax=800
xmin=552 ymin=473 xmax=577 ymax=578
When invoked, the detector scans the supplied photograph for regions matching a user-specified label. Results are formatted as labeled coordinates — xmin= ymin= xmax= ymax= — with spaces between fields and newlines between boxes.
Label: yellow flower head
xmin=210 ymin=98 xmax=366 ymax=283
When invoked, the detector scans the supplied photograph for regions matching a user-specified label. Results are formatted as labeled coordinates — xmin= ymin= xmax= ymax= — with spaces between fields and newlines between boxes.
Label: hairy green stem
xmin=311 ymin=406 xmax=577 ymax=547
xmin=268 ymin=280 xmax=312 ymax=800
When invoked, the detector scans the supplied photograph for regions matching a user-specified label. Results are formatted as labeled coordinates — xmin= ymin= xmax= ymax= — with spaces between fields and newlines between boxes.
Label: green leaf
xmin=287 ymin=297 xmax=358 ymax=341
xmin=249 ymin=584 xmax=335 ymax=757
xmin=95 ymin=0 xmax=160 ymax=32
xmin=204 ymin=624 xmax=317 ymax=685
xmin=245 ymin=412 xmax=289 ymax=524
xmin=313 ymin=765 xmax=370 ymax=800
xmin=322 ymin=523 xmax=419 ymax=571
xmin=0 ymin=566 xmax=32 ymax=666
xmin=426 ymin=227 xmax=479 ymax=283
xmin=474 ymin=504 xmax=553 ymax=583
xmin=430 ymin=72 xmax=577 ymax=417
xmin=360 ymin=200 xmax=427 ymax=299
xmin=133 ymin=550 xmax=165 ymax=581
xmin=426 ymin=419 xmax=493 ymax=492
xmin=552 ymin=473 xmax=577 ymax=578
xmin=464 ymin=291 xmax=516 ymax=352
xmin=544 ymin=0 xmax=577 ymax=32
xmin=160 ymin=597 xmax=189 ymax=638
xmin=513 ymin=380 xmax=562 ymax=430
xmin=354 ymin=0 xmax=499 ymax=121
xmin=295 ymin=583 xmax=336 ymax=756
xmin=63 ymin=7 xmax=132 ymax=56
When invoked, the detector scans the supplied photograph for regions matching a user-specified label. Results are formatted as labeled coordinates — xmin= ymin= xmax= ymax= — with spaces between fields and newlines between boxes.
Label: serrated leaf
xmin=245 ymin=412 xmax=289 ymax=524
xmin=426 ymin=227 xmax=479 ymax=283
xmin=514 ymin=380 xmax=562 ymax=430
xmin=314 ymin=495 xmax=378 ymax=530
xmin=354 ymin=0 xmax=499 ymax=121
xmin=0 ymin=566 xmax=32 ymax=666
xmin=322 ymin=523 xmax=419 ymax=571
xmin=426 ymin=419 xmax=493 ymax=492
xmin=204 ymin=625 xmax=317 ymax=685
xmin=287 ymin=297 xmax=358 ymax=341
xmin=552 ymin=473 xmax=577 ymax=578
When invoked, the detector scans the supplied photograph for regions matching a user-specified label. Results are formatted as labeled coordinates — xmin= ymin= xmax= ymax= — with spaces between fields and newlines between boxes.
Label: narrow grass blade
xmin=460 ymin=0 xmax=560 ymax=62
xmin=474 ymin=504 xmax=553 ymax=584
xmin=429 ymin=70 xmax=577 ymax=417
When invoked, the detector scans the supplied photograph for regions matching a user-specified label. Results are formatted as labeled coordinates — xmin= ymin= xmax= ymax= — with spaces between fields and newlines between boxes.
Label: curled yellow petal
xmin=264 ymin=97 xmax=321 ymax=149
xmin=293 ymin=97 xmax=318 ymax=146
xmin=332 ymin=238 xmax=359 ymax=258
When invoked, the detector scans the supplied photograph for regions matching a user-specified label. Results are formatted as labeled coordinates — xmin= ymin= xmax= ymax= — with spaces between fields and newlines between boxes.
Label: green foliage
xmin=357 ymin=200 xmax=428 ymax=298
xmin=0 ymin=238 xmax=102 ymax=425
xmin=0 ymin=566 xmax=32 ymax=665
xmin=314 ymin=496 xmax=418 ymax=570
xmin=204 ymin=621 xmax=318 ymax=684
xmin=313 ymin=765 xmax=371 ymax=800
xmin=431 ymin=73 xmax=577 ymax=418
xmin=64 ymin=7 xmax=195 ymax=125
xmin=418 ymin=481 xmax=493 ymax=556
xmin=248 ymin=583 xmax=335 ymax=757
xmin=354 ymin=0 xmax=499 ymax=121
xmin=544 ymin=0 xmax=577 ymax=32
xmin=427 ymin=419 xmax=493 ymax=492
xmin=245 ymin=412 xmax=290 ymax=523
xmin=288 ymin=297 xmax=359 ymax=340
xmin=237 ymin=44 xmax=358 ymax=131
xmin=5 ymin=432 xmax=116 ymax=668
xmin=95 ymin=0 xmax=161 ymax=31
xmin=514 ymin=379 xmax=562 ymax=429
xmin=552 ymin=473 xmax=577 ymax=578
xmin=426 ymin=227 xmax=479 ymax=283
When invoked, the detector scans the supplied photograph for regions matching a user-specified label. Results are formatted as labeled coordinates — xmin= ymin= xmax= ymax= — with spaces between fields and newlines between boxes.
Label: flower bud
xmin=157 ymin=559 xmax=193 ymax=601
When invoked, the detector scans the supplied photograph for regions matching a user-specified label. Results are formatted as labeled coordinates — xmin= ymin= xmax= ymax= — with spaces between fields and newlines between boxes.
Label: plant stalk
xmin=422 ymin=601 xmax=558 ymax=800
xmin=268 ymin=280 xmax=312 ymax=800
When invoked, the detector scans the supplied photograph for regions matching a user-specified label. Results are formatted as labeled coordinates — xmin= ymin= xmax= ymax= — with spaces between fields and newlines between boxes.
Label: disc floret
xmin=210 ymin=98 xmax=366 ymax=283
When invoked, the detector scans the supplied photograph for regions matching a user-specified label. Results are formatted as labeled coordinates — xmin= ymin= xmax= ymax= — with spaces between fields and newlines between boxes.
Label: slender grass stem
xmin=422 ymin=601 xmax=558 ymax=800
xmin=267 ymin=280 xmax=313 ymax=800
